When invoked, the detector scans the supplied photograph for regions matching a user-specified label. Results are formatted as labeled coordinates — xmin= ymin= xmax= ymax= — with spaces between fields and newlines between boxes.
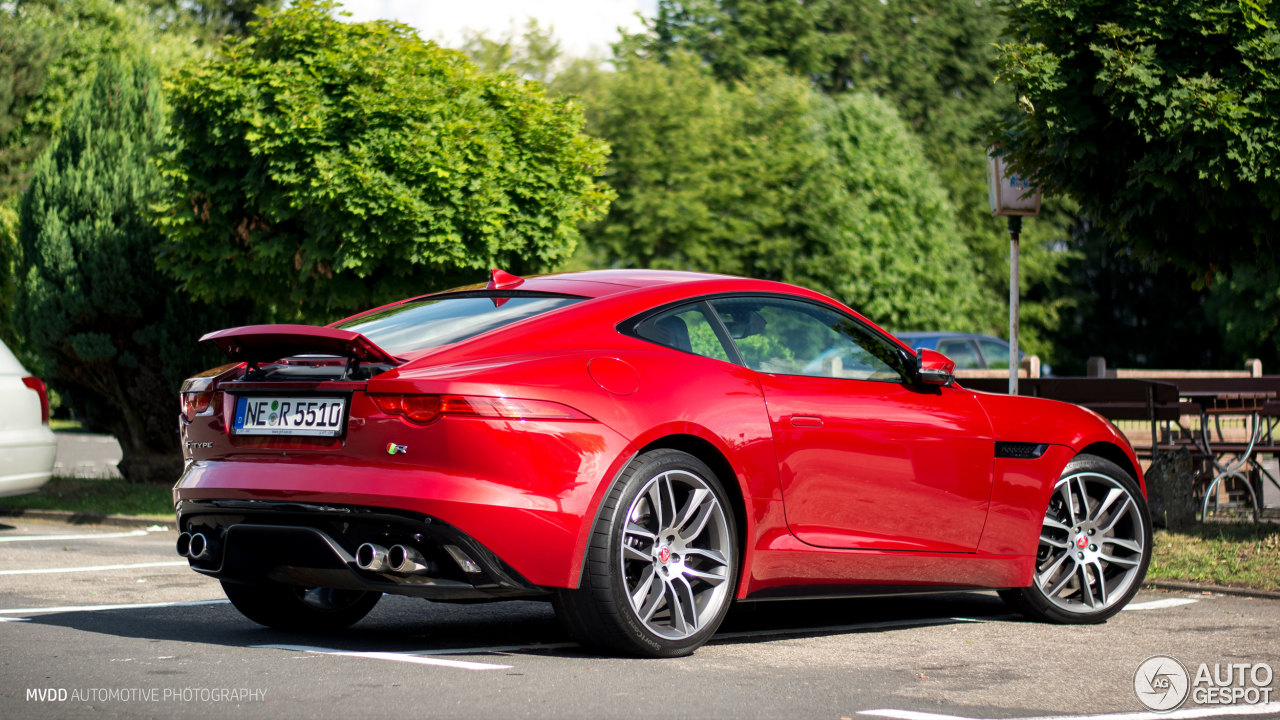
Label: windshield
xmin=335 ymin=293 xmax=583 ymax=355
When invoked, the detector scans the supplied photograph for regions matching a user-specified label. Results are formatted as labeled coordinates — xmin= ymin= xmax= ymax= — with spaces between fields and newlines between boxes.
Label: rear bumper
xmin=173 ymin=418 xmax=636 ymax=589
xmin=0 ymin=427 xmax=57 ymax=497
xmin=176 ymin=499 xmax=545 ymax=601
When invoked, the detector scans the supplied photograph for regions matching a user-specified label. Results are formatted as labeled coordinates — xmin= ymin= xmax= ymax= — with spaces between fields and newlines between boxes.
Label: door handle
xmin=790 ymin=415 xmax=824 ymax=428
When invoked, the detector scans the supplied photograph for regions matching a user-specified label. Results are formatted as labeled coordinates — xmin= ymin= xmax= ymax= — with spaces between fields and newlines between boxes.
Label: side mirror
xmin=916 ymin=348 xmax=955 ymax=387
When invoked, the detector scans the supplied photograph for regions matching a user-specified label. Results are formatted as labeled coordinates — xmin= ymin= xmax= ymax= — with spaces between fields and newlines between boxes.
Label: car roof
xmin=494 ymin=269 xmax=741 ymax=299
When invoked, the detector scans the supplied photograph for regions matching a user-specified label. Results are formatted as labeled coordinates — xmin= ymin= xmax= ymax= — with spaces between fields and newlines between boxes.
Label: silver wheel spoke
xmin=1038 ymin=549 xmax=1071 ymax=579
xmin=625 ymin=522 xmax=656 ymax=542
xmin=665 ymin=580 xmax=690 ymax=635
xmin=1090 ymin=560 xmax=1110 ymax=605
xmin=661 ymin=474 xmax=679 ymax=530
xmin=1078 ymin=564 xmax=1096 ymax=608
xmin=677 ymin=495 xmax=716 ymax=542
xmin=680 ymin=565 xmax=728 ymax=585
xmin=646 ymin=484 xmax=665 ymax=529
xmin=630 ymin=565 xmax=657 ymax=608
xmin=1042 ymin=562 xmax=1076 ymax=598
xmin=1089 ymin=488 xmax=1124 ymax=523
xmin=1042 ymin=517 xmax=1070 ymax=533
xmin=1103 ymin=536 xmax=1143 ymax=554
xmin=1074 ymin=477 xmax=1093 ymax=519
xmin=1058 ymin=482 xmax=1078 ymax=523
xmin=1099 ymin=552 xmax=1139 ymax=568
xmin=683 ymin=547 xmax=727 ymax=566
xmin=1040 ymin=534 xmax=1070 ymax=549
xmin=637 ymin=575 xmax=665 ymax=622
xmin=1099 ymin=496 xmax=1134 ymax=534
xmin=623 ymin=543 xmax=650 ymax=563
xmin=674 ymin=576 xmax=699 ymax=632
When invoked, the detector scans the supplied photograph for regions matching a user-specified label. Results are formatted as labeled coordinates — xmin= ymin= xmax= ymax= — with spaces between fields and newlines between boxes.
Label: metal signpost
xmin=986 ymin=149 xmax=1042 ymax=395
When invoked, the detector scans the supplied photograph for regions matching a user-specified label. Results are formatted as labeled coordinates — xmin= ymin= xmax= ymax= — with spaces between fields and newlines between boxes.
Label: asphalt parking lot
xmin=1 ymin=517 xmax=1277 ymax=720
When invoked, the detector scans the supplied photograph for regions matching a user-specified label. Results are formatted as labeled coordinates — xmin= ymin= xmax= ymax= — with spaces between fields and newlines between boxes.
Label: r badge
xmin=386 ymin=443 xmax=408 ymax=456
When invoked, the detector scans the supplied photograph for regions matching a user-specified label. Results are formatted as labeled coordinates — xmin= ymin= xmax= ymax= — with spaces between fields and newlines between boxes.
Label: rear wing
xmin=201 ymin=325 xmax=400 ymax=366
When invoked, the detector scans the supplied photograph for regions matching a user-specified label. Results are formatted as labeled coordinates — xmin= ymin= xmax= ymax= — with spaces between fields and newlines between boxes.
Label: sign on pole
xmin=987 ymin=149 xmax=1042 ymax=217
xmin=986 ymin=147 xmax=1041 ymax=396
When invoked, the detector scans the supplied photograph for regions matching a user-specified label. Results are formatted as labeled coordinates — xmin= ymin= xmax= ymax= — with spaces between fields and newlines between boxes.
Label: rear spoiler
xmin=200 ymin=325 xmax=400 ymax=366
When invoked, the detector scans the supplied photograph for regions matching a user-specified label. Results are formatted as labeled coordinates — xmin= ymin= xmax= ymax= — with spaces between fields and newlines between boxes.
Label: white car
xmin=0 ymin=339 xmax=56 ymax=496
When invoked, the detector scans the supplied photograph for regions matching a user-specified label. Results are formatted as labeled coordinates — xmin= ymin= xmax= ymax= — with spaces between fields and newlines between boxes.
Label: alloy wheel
xmin=618 ymin=469 xmax=732 ymax=640
xmin=1035 ymin=471 xmax=1147 ymax=614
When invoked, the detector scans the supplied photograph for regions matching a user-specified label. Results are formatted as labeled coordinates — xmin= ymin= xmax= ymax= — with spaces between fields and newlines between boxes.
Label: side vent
xmin=995 ymin=441 xmax=1050 ymax=459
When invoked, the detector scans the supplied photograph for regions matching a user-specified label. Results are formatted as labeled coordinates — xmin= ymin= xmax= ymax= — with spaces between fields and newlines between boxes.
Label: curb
xmin=1146 ymin=580 xmax=1280 ymax=601
xmin=0 ymin=508 xmax=174 ymax=530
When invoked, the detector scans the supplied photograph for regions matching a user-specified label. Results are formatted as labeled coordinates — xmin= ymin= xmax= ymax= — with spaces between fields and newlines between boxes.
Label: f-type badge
xmin=386 ymin=443 xmax=408 ymax=456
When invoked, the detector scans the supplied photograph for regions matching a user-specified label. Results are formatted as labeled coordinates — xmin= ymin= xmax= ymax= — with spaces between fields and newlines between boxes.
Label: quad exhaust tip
xmin=188 ymin=532 xmax=213 ymax=560
xmin=177 ymin=531 xmax=216 ymax=561
xmin=355 ymin=543 xmax=391 ymax=573
xmin=387 ymin=544 xmax=435 ymax=575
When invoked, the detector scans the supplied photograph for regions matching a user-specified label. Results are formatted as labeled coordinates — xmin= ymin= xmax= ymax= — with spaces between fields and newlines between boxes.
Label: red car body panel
xmin=174 ymin=269 xmax=1143 ymax=602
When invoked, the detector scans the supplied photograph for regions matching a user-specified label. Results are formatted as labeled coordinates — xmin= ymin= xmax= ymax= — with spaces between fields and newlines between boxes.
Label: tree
xmin=992 ymin=0 xmax=1280 ymax=277
xmin=15 ymin=52 xmax=234 ymax=481
xmin=1205 ymin=267 xmax=1280 ymax=372
xmin=144 ymin=0 xmax=283 ymax=37
xmin=1 ymin=0 xmax=211 ymax=361
xmin=155 ymin=0 xmax=612 ymax=323
xmin=459 ymin=18 xmax=607 ymax=99
xmin=1048 ymin=226 xmax=1226 ymax=375
xmin=641 ymin=0 xmax=1071 ymax=357
xmin=581 ymin=53 xmax=995 ymax=331
xmin=460 ymin=18 xmax=565 ymax=85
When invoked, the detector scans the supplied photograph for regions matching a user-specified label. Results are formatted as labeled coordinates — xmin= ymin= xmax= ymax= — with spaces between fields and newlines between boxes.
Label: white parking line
xmin=0 ymin=561 xmax=188 ymax=576
xmin=859 ymin=702 xmax=1280 ymax=720
xmin=255 ymin=644 xmax=513 ymax=671
xmin=0 ymin=529 xmax=151 ymax=542
xmin=0 ymin=599 xmax=228 ymax=616
xmin=1124 ymin=598 xmax=1199 ymax=611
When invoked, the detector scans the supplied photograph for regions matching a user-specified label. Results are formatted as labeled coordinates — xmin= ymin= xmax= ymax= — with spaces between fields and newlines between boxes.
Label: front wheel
xmin=221 ymin=580 xmax=381 ymax=632
xmin=554 ymin=449 xmax=738 ymax=657
xmin=1000 ymin=454 xmax=1152 ymax=623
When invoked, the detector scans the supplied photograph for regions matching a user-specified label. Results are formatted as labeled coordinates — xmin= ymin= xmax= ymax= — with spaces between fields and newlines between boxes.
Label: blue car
xmin=895 ymin=332 xmax=1020 ymax=370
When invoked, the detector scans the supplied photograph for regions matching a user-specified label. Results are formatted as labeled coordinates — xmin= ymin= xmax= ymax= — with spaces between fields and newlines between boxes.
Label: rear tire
xmin=554 ymin=449 xmax=738 ymax=657
xmin=221 ymin=580 xmax=381 ymax=632
xmin=1000 ymin=453 xmax=1151 ymax=624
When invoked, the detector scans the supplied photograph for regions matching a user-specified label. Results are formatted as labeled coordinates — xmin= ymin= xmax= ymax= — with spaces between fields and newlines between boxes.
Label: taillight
xmin=369 ymin=394 xmax=590 ymax=426
xmin=21 ymin=376 xmax=50 ymax=425
xmin=181 ymin=391 xmax=214 ymax=422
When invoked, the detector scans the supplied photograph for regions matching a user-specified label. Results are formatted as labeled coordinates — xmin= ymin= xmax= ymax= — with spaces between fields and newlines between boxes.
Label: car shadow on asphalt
xmin=16 ymin=591 xmax=1017 ymax=660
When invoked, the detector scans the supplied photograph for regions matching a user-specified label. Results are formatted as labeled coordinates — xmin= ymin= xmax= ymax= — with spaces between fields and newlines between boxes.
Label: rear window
xmin=335 ymin=293 xmax=583 ymax=355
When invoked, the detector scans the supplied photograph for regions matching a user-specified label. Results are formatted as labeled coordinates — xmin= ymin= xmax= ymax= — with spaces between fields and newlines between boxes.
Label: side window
xmin=937 ymin=339 xmax=982 ymax=369
xmin=634 ymin=304 xmax=732 ymax=362
xmin=709 ymin=297 xmax=908 ymax=382
xmin=977 ymin=339 xmax=1012 ymax=369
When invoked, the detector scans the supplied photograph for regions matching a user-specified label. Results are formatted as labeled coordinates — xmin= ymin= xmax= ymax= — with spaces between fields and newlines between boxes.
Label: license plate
xmin=232 ymin=396 xmax=347 ymax=437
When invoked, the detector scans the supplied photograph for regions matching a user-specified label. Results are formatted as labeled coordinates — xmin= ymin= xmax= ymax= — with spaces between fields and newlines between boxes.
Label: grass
xmin=1148 ymin=524 xmax=1280 ymax=592
xmin=49 ymin=418 xmax=85 ymax=432
xmin=0 ymin=477 xmax=173 ymax=518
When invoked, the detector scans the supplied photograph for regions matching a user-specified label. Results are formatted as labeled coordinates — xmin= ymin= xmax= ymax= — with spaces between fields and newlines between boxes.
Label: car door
xmin=708 ymin=297 xmax=995 ymax=553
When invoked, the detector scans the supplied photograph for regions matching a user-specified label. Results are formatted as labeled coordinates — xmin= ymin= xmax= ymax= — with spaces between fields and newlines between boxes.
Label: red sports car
xmin=174 ymin=269 xmax=1151 ymax=657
